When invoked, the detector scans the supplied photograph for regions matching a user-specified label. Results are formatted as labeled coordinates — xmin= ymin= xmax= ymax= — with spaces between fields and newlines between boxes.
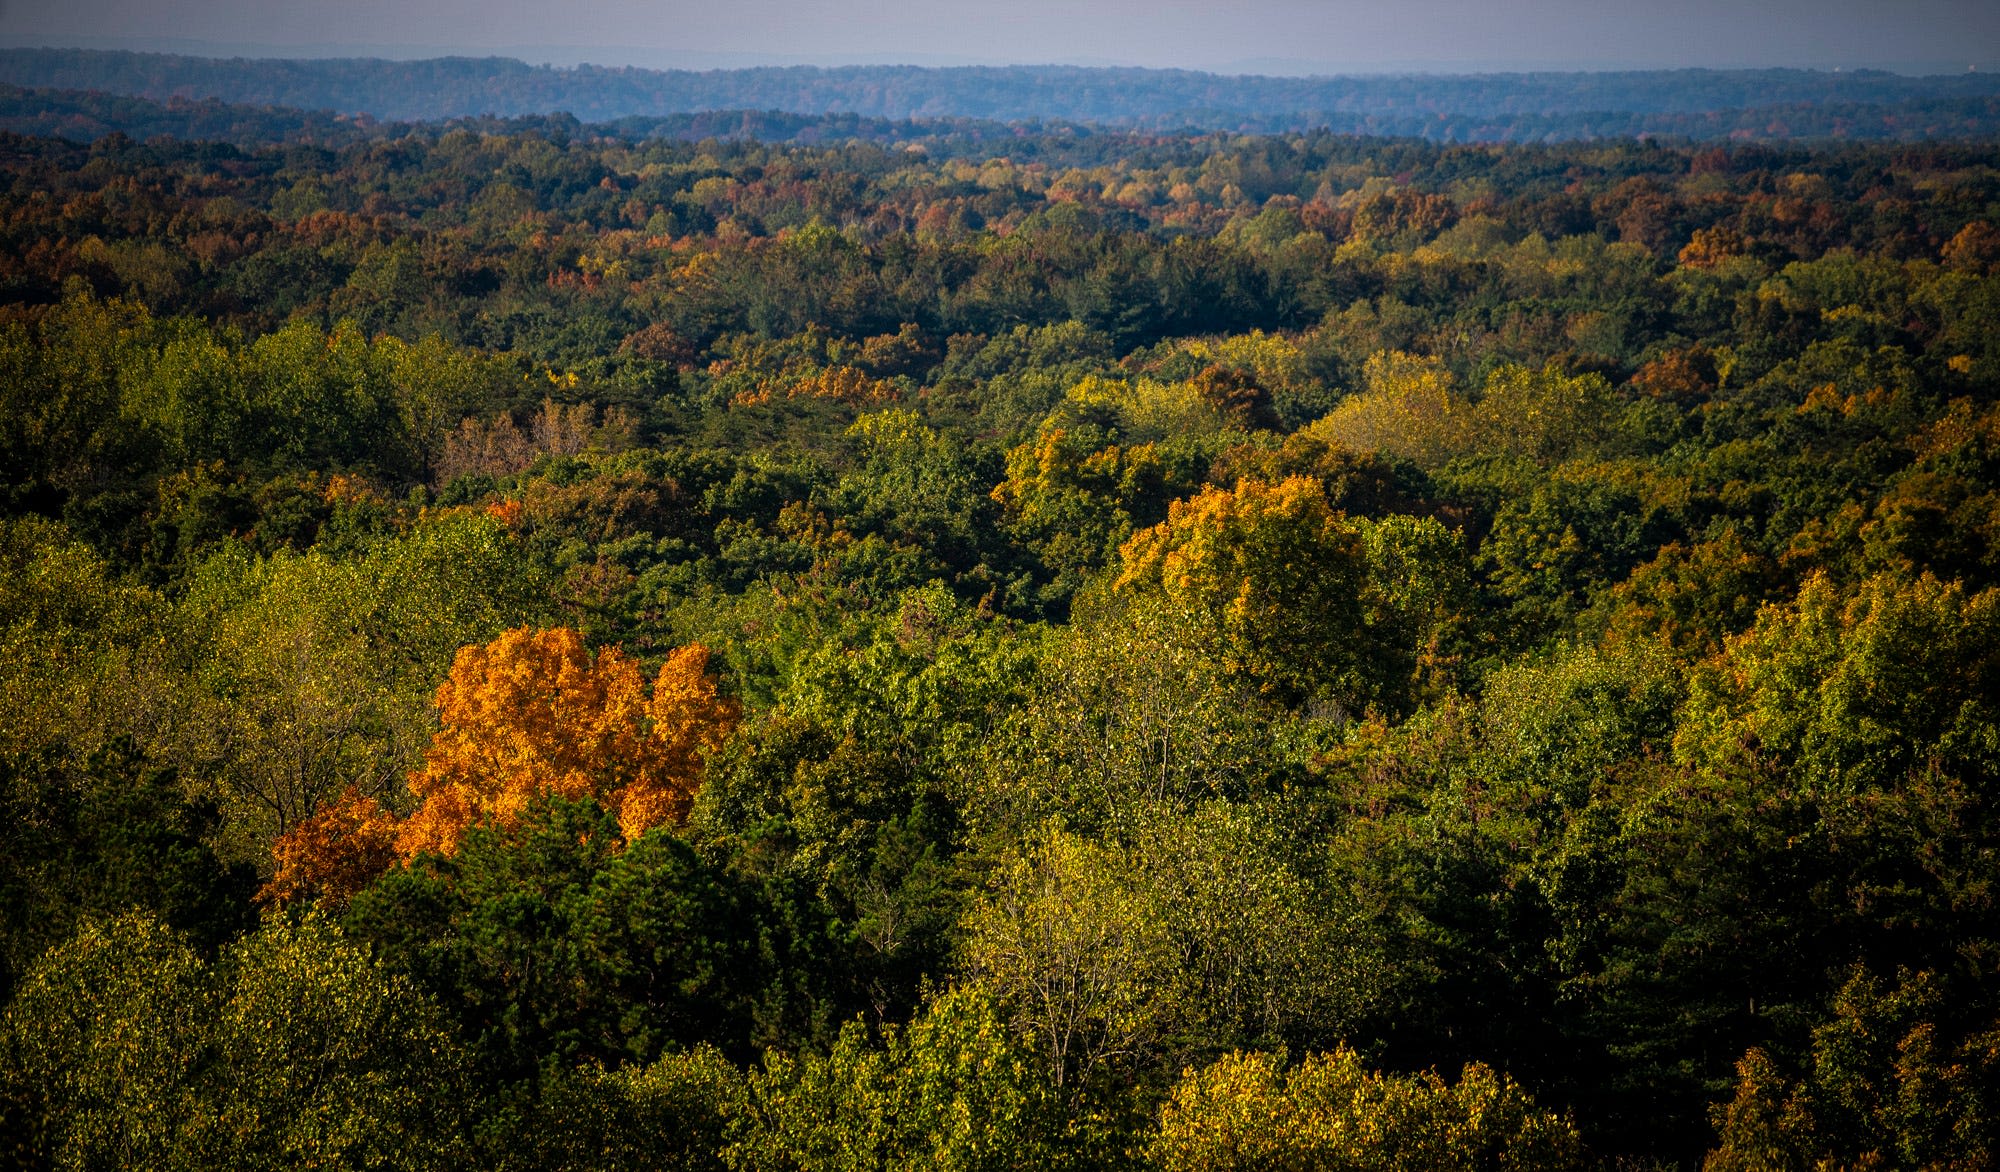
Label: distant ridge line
xmin=3 ymin=49 xmax=1999 ymax=143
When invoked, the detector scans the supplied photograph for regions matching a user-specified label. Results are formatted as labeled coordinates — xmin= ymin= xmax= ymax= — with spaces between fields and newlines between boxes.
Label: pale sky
xmin=4 ymin=0 xmax=1997 ymax=73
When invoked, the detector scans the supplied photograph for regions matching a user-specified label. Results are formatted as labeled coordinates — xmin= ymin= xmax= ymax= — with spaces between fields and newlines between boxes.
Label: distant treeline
xmin=6 ymin=48 xmax=2000 ymax=141
xmin=0 ymin=83 xmax=1085 ymax=152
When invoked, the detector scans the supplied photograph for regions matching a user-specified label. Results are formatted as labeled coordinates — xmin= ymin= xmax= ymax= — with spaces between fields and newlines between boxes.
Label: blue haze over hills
xmin=2 ymin=48 xmax=2000 ymax=143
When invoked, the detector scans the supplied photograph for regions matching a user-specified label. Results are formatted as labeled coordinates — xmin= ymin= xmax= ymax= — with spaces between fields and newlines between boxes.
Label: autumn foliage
xmin=1114 ymin=475 xmax=1371 ymax=703
xmin=261 ymin=790 xmax=399 ymax=906
xmin=264 ymin=628 xmax=738 ymax=903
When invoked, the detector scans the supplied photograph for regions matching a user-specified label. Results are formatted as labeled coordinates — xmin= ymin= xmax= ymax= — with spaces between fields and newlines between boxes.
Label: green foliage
xmin=0 ymin=515 xmax=163 ymax=766
xmin=346 ymin=796 xmax=763 ymax=1075
xmin=0 ymin=741 xmax=254 ymax=1003
xmin=1706 ymin=969 xmax=2000 ymax=1172
xmin=963 ymin=826 xmax=1193 ymax=1094
xmin=972 ymin=592 xmax=1285 ymax=833
xmin=0 ymin=913 xmax=470 ymax=1170
xmin=963 ymin=809 xmax=1374 ymax=1095
xmin=731 ymin=986 xmax=1071 ymax=1171
xmin=4 ymin=121 xmax=2000 ymax=1172
xmin=484 ymin=1046 xmax=743 ymax=1172
xmin=203 ymin=915 xmax=474 ymax=1168
xmin=0 ymin=914 xmax=212 ymax=1169
xmin=1677 ymin=571 xmax=2000 ymax=793
xmin=1112 ymin=474 xmax=1468 ymax=713
xmin=168 ymin=510 xmax=544 ymax=854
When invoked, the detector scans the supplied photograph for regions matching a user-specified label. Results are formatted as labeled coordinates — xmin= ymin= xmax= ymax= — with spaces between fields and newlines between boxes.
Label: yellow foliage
xmin=992 ymin=428 xmax=1165 ymax=522
xmin=1307 ymin=351 xmax=1469 ymax=466
xmin=1151 ymin=1047 xmax=1585 ymax=1171
xmin=1115 ymin=476 xmax=1370 ymax=703
xmin=1679 ymin=225 xmax=1750 ymax=269
xmin=1176 ymin=331 xmax=1309 ymax=393
xmin=1309 ymin=352 xmax=1613 ymax=469
xmin=731 ymin=365 xmax=900 ymax=408
xmin=1064 ymin=373 xmax=1231 ymax=441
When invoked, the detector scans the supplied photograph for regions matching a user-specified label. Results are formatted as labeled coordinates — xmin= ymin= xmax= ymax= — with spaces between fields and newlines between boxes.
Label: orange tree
xmin=265 ymin=627 xmax=738 ymax=904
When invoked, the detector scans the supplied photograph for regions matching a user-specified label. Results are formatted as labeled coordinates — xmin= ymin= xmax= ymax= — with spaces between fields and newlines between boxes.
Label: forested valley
xmin=2 ymin=116 xmax=2000 ymax=1169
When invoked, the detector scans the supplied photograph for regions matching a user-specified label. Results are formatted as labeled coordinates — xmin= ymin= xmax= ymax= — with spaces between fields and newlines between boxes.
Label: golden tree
xmin=1114 ymin=475 xmax=1373 ymax=706
xmin=264 ymin=628 xmax=737 ymax=903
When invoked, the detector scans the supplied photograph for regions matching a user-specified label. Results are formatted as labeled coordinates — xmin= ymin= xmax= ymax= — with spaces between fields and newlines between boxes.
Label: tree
xmin=379 ymin=332 xmax=501 ymax=484
xmin=485 ymin=1044 xmax=742 ymax=1172
xmin=730 ymin=986 xmax=1069 ymax=1172
xmin=176 ymin=512 xmax=536 ymax=855
xmin=400 ymin=628 xmax=739 ymax=855
xmin=1307 ymin=354 xmax=1616 ymax=471
xmin=0 ymin=913 xmax=469 ymax=1170
xmin=259 ymin=788 xmax=399 ymax=906
xmin=1150 ymin=1047 xmax=1586 ymax=1171
xmin=1113 ymin=475 xmax=1377 ymax=711
xmin=990 ymin=423 xmax=1184 ymax=611
xmin=344 ymin=795 xmax=763 ymax=1073
xmin=1705 ymin=969 xmax=2000 ymax=1172
xmin=201 ymin=915 xmax=472 ymax=1169
xmin=1675 ymin=571 xmax=2000 ymax=795
xmin=0 ymin=515 xmax=162 ymax=770
xmin=0 ymin=740 xmax=255 ymax=1002
xmin=963 ymin=826 xmax=1193 ymax=1095
xmin=971 ymin=591 xmax=1278 ymax=835
xmin=0 ymin=914 xmax=212 ymax=1170
xmin=265 ymin=626 xmax=737 ymax=902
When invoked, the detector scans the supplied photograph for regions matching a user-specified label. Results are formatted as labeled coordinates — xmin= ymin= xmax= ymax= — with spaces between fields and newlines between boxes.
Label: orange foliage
xmin=399 ymin=629 xmax=738 ymax=856
xmin=730 ymin=365 xmax=900 ymax=408
xmin=1629 ymin=348 xmax=1717 ymax=405
xmin=261 ymin=789 xmax=400 ymax=906
xmin=484 ymin=497 xmax=525 ymax=529
xmin=321 ymin=473 xmax=387 ymax=507
xmin=1942 ymin=220 xmax=2000 ymax=274
xmin=264 ymin=628 xmax=738 ymax=904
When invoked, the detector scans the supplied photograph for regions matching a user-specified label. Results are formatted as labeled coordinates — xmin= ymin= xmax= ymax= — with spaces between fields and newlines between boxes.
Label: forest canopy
xmin=2 ymin=101 xmax=2000 ymax=1170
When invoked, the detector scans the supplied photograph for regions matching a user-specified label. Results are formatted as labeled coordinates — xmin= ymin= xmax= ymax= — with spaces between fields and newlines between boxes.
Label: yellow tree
xmin=1305 ymin=351 xmax=1468 ymax=467
xmin=1150 ymin=1047 xmax=1585 ymax=1171
xmin=1114 ymin=475 xmax=1374 ymax=709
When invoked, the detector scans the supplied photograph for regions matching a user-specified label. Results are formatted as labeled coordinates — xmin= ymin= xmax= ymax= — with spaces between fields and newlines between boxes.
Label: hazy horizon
xmin=4 ymin=0 xmax=1997 ymax=76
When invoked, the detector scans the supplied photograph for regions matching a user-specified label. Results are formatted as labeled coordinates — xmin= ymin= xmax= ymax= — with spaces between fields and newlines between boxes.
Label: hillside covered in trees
xmin=8 ymin=48 xmax=2000 ymax=140
xmin=2 ymin=106 xmax=2000 ymax=1170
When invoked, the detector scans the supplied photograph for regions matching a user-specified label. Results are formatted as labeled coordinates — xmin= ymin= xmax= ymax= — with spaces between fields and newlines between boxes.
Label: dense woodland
xmin=8 ymin=50 xmax=2000 ymax=140
xmin=1 ymin=113 xmax=2000 ymax=1170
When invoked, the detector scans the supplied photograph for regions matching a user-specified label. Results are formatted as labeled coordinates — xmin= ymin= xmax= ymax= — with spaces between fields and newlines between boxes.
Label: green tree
xmin=1706 ymin=969 xmax=2000 ymax=1172
xmin=0 ymin=913 xmax=469 ymax=1170
xmin=170 ymin=511 xmax=539 ymax=853
xmin=346 ymin=795 xmax=762 ymax=1075
xmin=0 ymin=741 xmax=255 ymax=1003
xmin=0 ymin=914 xmax=212 ymax=1170
xmin=730 ymin=986 xmax=1069 ymax=1171
xmin=200 ymin=915 xmax=473 ymax=1169
xmin=963 ymin=825 xmax=1192 ymax=1096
